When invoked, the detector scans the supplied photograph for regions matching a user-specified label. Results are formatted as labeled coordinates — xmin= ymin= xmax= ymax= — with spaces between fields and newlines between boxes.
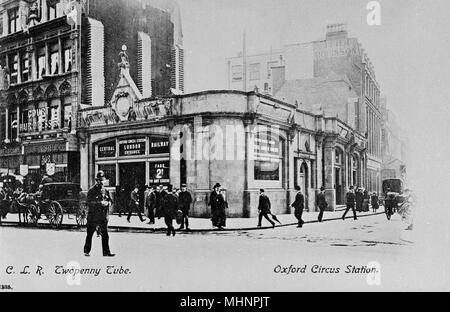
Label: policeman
xmin=84 ymin=171 xmax=115 ymax=257
xmin=291 ymin=185 xmax=305 ymax=228
xmin=342 ymin=186 xmax=357 ymax=220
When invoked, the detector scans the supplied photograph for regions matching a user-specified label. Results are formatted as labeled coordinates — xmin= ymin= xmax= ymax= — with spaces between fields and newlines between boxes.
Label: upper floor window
xmin=267 ymin=61 xmax=278 ymax=79
xmin=49 ymin=42 xmax=59 ymax=75
xmin=37 ymin=46 xmax=46 ymax=79
xmin=8 ymin=53 xmax=19 ymax=85
xmin=20 ymin=52 xmax=30 ymax=82
xmin=249 ymin=63 xmax=260 ymax=81
xmin=48 ymin=6 xmax=57 ymax=21
xmin=8 ymin=7 xmax=19 ymax=34
xmin=62 ymin=39 xmax=73 ymax=73
xmin=231 ymin=65 xmax=242 ymax=82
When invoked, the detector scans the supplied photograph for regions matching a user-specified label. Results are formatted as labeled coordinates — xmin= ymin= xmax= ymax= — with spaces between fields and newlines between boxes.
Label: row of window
xmin=365 ymin=74 xmax=380 ymax=106
xmin=2 ymin=1 xmax=62 ymax=36
xmin=0 ymin=99 xmax=72 ymax=142
xmin=367 ymin=110 xmax=382 ymax=158
xmin=5 ymin=39 xmax=73 ymax=85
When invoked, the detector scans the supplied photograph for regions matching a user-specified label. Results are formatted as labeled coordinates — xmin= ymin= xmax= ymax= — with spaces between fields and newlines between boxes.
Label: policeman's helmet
xmin=96 ymin=170 xmax=106 ymax=181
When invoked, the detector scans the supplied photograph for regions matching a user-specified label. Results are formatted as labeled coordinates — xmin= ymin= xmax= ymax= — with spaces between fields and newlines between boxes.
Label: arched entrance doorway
xmin=299 ymin=161 xmax=309 ymax=210
xmin=335 ymin=147 xmax=344 ymax=204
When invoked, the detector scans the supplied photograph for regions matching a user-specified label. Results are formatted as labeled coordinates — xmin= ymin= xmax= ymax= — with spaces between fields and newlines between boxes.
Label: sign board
xmin=149 ymin=161 xmax=170 ymax=184
xmin=98 ymin=141 xmax=116 ymax=158
xmin=149 ymin=137 xmax=170 ymax=154
xmin=118 ymin=138 xmax=146 ymax=157
xmin=20 ymin=164 xmax=29 ymax=176
xmin=46 ymin=163 xmax=56 ymax=176
xmin=254 ymin=130 xmax=280 ymax=162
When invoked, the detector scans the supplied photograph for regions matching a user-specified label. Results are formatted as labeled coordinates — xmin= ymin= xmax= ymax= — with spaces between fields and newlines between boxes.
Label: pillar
xmin=323 ymin=136 xmax=337 ymax=211
xmin=5 ymin=107 xmax=9 ymax=143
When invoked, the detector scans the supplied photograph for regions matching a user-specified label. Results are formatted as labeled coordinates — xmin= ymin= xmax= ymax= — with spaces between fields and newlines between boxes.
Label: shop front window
xmin=254 ymin=160 xmax=280 ymax=181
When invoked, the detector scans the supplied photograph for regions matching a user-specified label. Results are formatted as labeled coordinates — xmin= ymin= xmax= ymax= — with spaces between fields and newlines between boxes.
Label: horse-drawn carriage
xmin=2 ymin=183 xmax=88 ymax=228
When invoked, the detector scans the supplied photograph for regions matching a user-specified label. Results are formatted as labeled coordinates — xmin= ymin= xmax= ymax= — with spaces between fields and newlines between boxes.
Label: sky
xmin=177 ymin=0 xmax=449 ymax=239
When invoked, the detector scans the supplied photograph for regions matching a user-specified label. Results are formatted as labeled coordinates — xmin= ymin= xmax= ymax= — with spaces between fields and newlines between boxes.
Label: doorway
xmin=299 ymin=162 xmax=308 ymax=210
xmin=119 ymin=162 xmax=146 ymax=211
xmin=335 ymin=167 xmax=342 ymax=204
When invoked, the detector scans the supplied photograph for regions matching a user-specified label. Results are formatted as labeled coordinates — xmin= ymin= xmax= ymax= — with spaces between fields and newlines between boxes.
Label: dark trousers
xmin=147 ymin=206 xmax=155 ymax=223
xmin=295 ymin=208 xmax=304 ymax=227
xmin=165 ymin=216 xmax=175 ymax=235
xmin=84 ymin=221 xmax=110 ymax=255
xmin=343 ymin=205 xmax=358 ymax=220
xmin=180 ymin=210 xmax=189 ymax=229
xmin=258 ymin=211 xmax=275 ymax=226
xmin=318 ymin=208 xmax=325 ymax=222
xmin=127 ymin=203 xmax=145 ymax=222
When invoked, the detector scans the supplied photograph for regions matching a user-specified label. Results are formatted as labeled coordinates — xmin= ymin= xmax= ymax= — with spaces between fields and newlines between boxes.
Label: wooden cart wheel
xmin=49 ymin=201 xmax=63 ymax=228
xmin=26 ymin=204 xmax=39 ymax=226
xmin=76 ymin=203 xmax=87 ymax=227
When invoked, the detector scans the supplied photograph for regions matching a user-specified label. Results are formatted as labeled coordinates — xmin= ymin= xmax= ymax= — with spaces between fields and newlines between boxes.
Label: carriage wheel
xmin=76 ymin=203 xmax=87 ymax=227
xmin=25 ymin=204 xmax=39 ymax=226
xmin=48 ymin=202 xmax=63 ymax=228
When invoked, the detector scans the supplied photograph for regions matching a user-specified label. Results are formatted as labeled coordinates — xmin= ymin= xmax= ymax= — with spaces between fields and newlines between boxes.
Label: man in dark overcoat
xmin=162 ymin=184 xmax=178 ymax=236
xmin=355 ymin=187 xmax=363 ymax=212
xmin=155 ymin=185 xmax=167 ymax=219
xmin=291 ymin=185 xmax=305 ymax=228
xmin=316 ymin=186 xmax=328 ymax=222
xmin=342 ymin=186 xmax=358 ymax=220
xmin=257 ymin=189 xmax=278 ymax=228
xmin=178 ymin=184 xmax=192 ymax=230
xmin=84 ymin=171 xmax=115 ymax=257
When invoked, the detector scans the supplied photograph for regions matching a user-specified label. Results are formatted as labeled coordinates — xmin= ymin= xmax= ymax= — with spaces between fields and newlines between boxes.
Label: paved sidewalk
xmin=2 ymin=205 xmax=383 ymax=232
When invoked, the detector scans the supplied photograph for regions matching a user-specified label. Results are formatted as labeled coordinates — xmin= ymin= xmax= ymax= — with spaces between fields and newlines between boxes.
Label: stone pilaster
xmin=323 ymin=135 xmax=338 ymax=211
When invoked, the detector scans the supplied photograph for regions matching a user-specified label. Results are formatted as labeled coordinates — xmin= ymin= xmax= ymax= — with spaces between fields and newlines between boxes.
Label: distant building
xmin=0 ymin=0 xmax=183 ymax=187
xmin=226 ymin=23 xmax=385 ymax=196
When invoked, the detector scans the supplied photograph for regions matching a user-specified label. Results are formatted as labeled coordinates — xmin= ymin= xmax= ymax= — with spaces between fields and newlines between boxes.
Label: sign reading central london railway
xmin=119 ymin=138 xmax=146 ymax=156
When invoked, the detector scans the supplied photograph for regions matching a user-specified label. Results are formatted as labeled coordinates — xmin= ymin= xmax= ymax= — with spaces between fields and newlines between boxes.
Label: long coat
xmin=208 ymin=191 xmax=227 ymax=224
xmin=87 ymin=184 xmax=111 ymax=224
xmin=258 ymin=194 xmax=271 ymax=214
xmin=355 ymin=191 xmax=363 ymax=211
xmin=178 ymin=191 xmax=193 ymax=212
xmin=346 ymin=191 xmax=356 ymax=207
xmin=291 ymin=192 xmax=304 ymax=212
xmin=316 ymin=192 xmax=328 ymax=210
xmin=162 ymin=193 xmax=179 ymax=219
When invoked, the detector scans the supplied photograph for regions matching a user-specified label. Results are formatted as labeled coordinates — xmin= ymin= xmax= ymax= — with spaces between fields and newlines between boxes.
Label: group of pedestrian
xmin=342 ymin=186 xmax=379 ymax=220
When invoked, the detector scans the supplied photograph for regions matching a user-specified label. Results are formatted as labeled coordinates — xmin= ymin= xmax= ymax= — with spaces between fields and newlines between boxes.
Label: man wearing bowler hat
xmin=316 ymin=186 xmax=328 ymax=222
xmin=291 ymin=185 xmax=305 ymax=228
xmin=342 ymin=185 xmax=358 ymax=221
xmin=178 ymin=183 xmax=192 ymax=230
xmin=84 ymin=171 xmax=114 ymax=257
xmin=162 ymin=184 xmax=178 ymax=236
xmin=257 ymin=189 xmax=281 ymax=228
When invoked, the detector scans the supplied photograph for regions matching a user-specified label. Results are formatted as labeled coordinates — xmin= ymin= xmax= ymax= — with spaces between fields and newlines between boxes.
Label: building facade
xmin=226 ymin=23 xmax=384 ymax=196
xmin=0 ymin=0 xmax=183 ymax=189
xmin=78 ymin=59 xmax=366 ymax=215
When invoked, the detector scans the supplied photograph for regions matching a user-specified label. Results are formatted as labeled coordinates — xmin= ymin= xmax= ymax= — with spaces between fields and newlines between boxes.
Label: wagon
xmin=26 ymin=183 xmax=87 ymax=228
